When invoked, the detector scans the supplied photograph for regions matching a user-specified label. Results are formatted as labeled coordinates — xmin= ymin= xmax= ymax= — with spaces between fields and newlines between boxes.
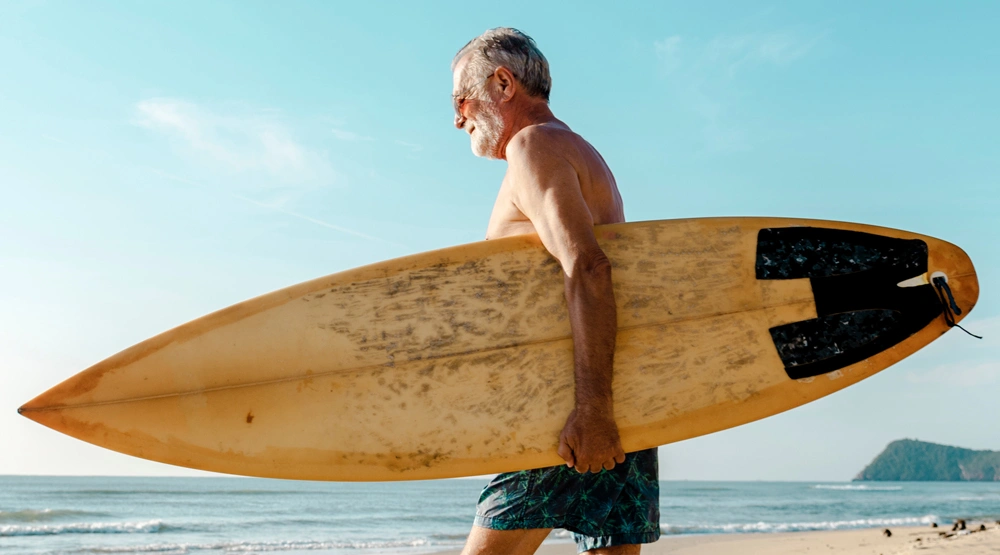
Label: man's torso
xmin=485 ymin=124 xmax=625 ymax=240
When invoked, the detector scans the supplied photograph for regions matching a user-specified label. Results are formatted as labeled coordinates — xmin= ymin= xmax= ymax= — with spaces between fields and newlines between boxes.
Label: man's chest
xmin=485 ymin=179 xmax=535 ymax=240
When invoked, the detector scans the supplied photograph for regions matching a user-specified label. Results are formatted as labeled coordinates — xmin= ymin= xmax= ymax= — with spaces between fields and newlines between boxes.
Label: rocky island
xmin=855 ymin=439 xmax=1000 ymax=481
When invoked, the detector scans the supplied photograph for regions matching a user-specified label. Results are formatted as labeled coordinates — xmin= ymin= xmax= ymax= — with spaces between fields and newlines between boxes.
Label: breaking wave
xmin=63 ymin=538 xmax=437 ymax=553
xmin=661 ymin=514 xmax=938 ymax=535
xmin=0 ymin=520 xmax=173 ymax=537
xmin=812 ymin=484 xmax=904 ymax=491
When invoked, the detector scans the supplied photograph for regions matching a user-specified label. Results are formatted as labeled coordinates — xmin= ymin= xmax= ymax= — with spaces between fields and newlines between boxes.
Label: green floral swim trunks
xmin=474 ymin=448 xmax=660 ymax=553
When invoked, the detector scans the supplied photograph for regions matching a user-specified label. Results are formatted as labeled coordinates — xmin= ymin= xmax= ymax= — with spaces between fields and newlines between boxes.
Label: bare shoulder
xmin=506 ymin=123 xmax=581 ymax=165
xmin=509 ymin=123 xmax=624 ymax=226
xmin=504 ymin=122 xmax=623 ymax=226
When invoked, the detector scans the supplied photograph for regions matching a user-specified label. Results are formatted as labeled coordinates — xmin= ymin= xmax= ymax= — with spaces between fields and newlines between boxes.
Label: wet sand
xmin=431 ymin=523 xmax=1000 ymax=554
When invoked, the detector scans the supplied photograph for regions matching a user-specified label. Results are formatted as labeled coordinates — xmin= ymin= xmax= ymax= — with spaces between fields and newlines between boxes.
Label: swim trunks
xmin=474 ymin=448 xmax=660 ymax=552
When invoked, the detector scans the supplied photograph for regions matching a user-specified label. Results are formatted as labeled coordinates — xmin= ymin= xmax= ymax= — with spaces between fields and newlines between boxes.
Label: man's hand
xmin=557 ymin=407 xmax=626 ymax=473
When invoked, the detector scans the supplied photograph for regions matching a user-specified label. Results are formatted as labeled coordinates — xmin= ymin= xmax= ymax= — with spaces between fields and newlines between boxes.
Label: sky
xmin=1 ymin=0 xmax=998 ymax=481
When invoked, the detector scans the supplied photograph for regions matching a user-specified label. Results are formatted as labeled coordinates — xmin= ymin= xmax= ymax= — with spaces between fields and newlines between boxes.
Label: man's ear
xmin=494 ymin=66 xmax=517 ymax=102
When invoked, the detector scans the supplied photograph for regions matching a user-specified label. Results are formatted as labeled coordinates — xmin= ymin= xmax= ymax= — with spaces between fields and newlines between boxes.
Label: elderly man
xmin=451 ymin=28 xmax=660 ymax=555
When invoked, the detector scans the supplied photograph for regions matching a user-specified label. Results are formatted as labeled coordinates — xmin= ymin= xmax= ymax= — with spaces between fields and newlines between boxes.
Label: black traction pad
xmin=756 ymin=227 xmax=941 ymax=380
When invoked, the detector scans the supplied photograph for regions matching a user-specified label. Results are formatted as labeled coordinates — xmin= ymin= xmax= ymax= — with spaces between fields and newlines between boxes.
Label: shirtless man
xmin=451 ymin=28 xmax=660 ymax=555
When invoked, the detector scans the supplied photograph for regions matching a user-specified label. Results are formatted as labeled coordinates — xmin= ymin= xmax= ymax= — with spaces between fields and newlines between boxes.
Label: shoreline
xmin=429 ymin=523 xmax=1000 ymax=554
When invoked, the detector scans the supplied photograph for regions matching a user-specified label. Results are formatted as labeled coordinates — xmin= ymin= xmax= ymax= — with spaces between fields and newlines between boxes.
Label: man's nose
xmin=454 ymin=111 xmax=465 ymax=129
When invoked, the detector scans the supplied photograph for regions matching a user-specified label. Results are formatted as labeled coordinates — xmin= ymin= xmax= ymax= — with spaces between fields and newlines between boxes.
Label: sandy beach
xmin=432 ymin=523 xmax=1000 ymax=554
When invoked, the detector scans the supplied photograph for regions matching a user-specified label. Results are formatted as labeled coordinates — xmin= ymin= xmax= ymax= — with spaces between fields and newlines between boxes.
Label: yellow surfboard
xmin=19 ymin=218 xmax=978 ymax=481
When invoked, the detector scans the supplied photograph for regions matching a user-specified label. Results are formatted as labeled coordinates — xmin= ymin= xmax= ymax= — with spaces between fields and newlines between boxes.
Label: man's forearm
xmin=563 ymin=255 xmax=617 ymax=413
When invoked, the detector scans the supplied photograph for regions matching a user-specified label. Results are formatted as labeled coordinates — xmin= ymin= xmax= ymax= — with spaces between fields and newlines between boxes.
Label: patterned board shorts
xmin=474 ymin=448 xmax=660 ymax=553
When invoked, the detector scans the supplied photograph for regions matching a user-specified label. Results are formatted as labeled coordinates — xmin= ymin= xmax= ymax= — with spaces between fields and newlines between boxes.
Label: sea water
xmin=2 ymin=476 xmax=1000 ymax=554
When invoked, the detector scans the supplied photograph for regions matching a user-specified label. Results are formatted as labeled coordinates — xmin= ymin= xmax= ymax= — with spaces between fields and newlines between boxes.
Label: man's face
xmin=453 ymin=56 xmax=505 ymax=159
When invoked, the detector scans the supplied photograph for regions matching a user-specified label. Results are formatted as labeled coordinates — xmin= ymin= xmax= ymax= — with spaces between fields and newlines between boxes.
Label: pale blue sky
xmin=2 ymin=1 xmax=998 ymax=480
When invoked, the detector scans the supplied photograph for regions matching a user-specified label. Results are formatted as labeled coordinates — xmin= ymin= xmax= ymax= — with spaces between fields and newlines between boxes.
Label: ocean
xmin=2 ymin=476 xmax=1000 ymax=554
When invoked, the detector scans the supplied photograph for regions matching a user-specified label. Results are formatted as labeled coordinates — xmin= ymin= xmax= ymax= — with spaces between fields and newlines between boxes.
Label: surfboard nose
xmin=18 ymin=377 xmax=80 ymax=425
xmin=19 ymin=393 xmax=49 ymax=421
xmin=18 ymin=398 xmax=45 ymax=429
xmin=19 ymin=387 xmax=58 ymax=415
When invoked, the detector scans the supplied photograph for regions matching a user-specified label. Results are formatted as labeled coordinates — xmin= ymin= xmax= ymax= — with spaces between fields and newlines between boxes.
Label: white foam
xmin=662 ymin=514 xmax=938 ymax=534
xmin=812 ymin=484 xmax=904 ymax=491
xmin=0 ymin=520 xmax=167 ymax=537
xmin=75 ymin=538 xmax=435 ymax=553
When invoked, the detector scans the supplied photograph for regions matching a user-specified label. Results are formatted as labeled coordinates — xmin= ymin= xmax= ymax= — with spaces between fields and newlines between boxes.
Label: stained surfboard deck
xmin=19 ymin=218 xmax=978 ymax=481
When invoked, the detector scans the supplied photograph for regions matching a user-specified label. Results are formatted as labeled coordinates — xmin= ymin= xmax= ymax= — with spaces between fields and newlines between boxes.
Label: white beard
xmin=468 ymin=100 xmax=504 ymax=159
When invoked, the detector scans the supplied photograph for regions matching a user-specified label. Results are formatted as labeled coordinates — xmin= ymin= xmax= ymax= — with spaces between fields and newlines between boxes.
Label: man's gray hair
xmin=453 ymin=28 xmax=551 ymax=102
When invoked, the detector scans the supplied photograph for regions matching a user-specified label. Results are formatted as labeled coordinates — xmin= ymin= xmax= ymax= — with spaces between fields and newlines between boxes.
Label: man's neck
xmin=497 ymin=101 xmax=560 ymax=160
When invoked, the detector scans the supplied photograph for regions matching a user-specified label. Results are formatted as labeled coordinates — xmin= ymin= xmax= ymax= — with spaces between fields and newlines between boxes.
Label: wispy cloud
xmin=704 ymin=32 xmax=822 ymax=76
xmin=148 ymin=167 xmax=202 ymax=187
xmin=331 ymin=128 xmax=374 ymax=142
xmin=39 ymin=133 xmax=73 ymax=147
xmin=654 ymin=36 xmax=682 ymax=73
xmin=149 ymin=167 xmax=402 ymax=246
xmin=654 ymin=29 xmax=826 ymax=152
xmin=233 ymin=194 xmax=406 ymax=248
xmin=656 ymin=31 xmax=822 ymax=76
xmin=394 ymin=140 xmax=423 ymax=153
xmin=135 ymin=98 xmax=334 ymax=186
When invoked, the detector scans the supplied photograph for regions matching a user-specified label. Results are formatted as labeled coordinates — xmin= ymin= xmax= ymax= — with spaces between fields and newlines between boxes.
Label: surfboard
xmin=19 ymin=218 xmax=978 ymax=481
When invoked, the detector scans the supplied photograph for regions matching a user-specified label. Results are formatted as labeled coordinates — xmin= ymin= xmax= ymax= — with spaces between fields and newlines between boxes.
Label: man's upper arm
xmin=507 ymin=131 xmax=605 ymax=276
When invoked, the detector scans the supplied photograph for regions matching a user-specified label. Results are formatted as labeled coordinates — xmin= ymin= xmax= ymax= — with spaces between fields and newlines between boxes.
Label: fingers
xmin=567 ymin=442 xmax=626 ymax=473
xmin=579 ymin=458 xmax=615 ymax=473
xmin=591 ymin=446 xmax=626 ymax=473
xmin=569 ymin=450 xmax=594 ymax=474
xmin=558 ymin=413 xmax=628 ymax=473
xmin=557 ymin=438 xmax=575 ymax=468
xmin=576 ymin=452 xmax=621 ymax=473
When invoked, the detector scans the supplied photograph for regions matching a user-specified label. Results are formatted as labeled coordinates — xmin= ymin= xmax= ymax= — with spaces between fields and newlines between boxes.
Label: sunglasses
xmin=453 ymin=72 xmax=511 ymax=114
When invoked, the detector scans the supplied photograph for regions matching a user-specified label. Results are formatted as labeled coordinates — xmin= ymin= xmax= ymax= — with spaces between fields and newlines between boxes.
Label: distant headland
xmin=854 ymin=439 xmax=1000 ymax=481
